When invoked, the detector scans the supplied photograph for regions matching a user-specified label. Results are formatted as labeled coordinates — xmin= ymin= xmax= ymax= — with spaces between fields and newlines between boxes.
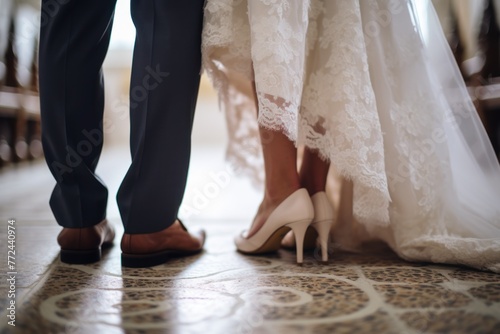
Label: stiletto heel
xmin=310 ymin=192 xmax=335 ymax=262
xmin=235 ymin=188 xmax=314 ymax=264
xmin=311 ymin=219 xmax=332 ymax=263
xmin=287 ymin=219 xmax=311 ymax=264
xmin=280 ymin=191 xmax=335 ymax=262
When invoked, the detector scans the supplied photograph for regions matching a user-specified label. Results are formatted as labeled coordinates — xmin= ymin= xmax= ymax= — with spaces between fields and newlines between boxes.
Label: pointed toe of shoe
xmin=234 ymin=232 xmax=252 ymax=253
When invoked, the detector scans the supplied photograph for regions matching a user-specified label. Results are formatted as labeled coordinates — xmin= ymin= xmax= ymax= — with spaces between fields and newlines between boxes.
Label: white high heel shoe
xmin=309 ymin=191 xmax=335 ymax=263
xmin=235 ymin=188 xmax=314 ymax=264
xmin=280 ymin=191 xmax=335 ymax=262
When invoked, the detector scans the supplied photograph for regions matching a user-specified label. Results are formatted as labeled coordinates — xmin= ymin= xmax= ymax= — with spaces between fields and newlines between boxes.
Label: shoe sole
xmin=121 ymin=249 xmax=202 ymax=268
xmin=60 ymin=242 xmax=113 ymax=264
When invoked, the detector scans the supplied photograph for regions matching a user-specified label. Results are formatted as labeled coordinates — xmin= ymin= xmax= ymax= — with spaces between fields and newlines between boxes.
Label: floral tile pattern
xmin=1 ymin=221 xmax=499 ymax=334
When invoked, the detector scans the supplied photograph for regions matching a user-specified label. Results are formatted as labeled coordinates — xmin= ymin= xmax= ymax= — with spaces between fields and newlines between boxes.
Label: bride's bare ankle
xmin=264 ymin=183 xmax=301 ymax=206
xmin=299 ymin=177 xmax=326 ymax=196
xmin=247 ymin=185 xmax=300 ymax=238
xmin=299 ymin=148 xmax=329 ymax=195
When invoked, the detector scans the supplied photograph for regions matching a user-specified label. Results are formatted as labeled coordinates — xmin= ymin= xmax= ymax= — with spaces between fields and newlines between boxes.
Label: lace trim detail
xmin=203 ymin=0 xmax=391 ymax=225
xmin=299 ymin=1 xmax=390 ymax=224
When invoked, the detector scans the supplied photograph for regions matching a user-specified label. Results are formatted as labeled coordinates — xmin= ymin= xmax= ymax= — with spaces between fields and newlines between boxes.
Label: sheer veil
xmin=333 ymin=0 xmax=500 ymax=272
xmin=415 ymin=0 xmax=500 ymax=235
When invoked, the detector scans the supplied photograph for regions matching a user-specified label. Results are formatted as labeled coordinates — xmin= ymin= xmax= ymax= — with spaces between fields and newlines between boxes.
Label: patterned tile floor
xmin=1 ymin=221 xmax=500 ymax=334
xmin=1 ymin=146 xmax=500 ymax=334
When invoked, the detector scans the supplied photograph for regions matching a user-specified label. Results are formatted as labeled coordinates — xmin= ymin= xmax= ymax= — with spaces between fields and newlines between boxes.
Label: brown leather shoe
xmin=121 ymin=220 xmax=205 ymax=268
xmin=57 ymin=219 xmax=115 ymax=264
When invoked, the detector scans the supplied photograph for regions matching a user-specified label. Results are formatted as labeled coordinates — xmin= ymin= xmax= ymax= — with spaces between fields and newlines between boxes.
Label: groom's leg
xmin=39 ymin=0 xmax=117 ymax=228
xmin=117 ymin=0 xmax=205 ymax=233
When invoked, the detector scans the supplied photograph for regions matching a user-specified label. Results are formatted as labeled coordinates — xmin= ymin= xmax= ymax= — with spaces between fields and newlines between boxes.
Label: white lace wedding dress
xmin=202 ymin=0 xmax=500 ymax=272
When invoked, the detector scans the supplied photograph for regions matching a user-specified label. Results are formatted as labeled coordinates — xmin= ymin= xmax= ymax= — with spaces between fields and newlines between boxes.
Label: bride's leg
xmin=246 ymin=126 xmax=301 ymax=237
xmin=299 ymin=148 xmax=330 ymax=195
xmin=246 ymin=82 xmax=301 ymax=238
